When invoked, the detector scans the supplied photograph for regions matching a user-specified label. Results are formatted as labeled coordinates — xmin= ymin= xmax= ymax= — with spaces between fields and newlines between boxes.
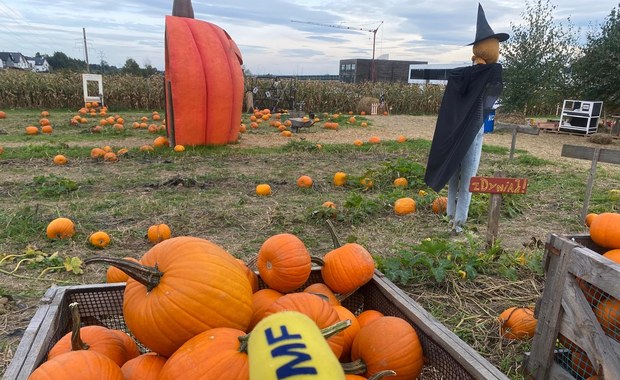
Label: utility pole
xmin=83 ymin=28 xmax=90 ymax=73
xmin=291 ymin=20 xmax=383 ymax=82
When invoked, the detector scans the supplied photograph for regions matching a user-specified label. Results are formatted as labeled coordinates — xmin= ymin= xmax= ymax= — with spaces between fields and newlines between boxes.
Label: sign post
xmin=469 ymin=174 xmax=528 ymax=247
xmin=561 ymin=144 xmax=620 ymax=223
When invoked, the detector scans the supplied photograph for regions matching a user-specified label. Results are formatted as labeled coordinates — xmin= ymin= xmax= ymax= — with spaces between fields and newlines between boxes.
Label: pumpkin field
xmin=0 ymin=105 xmax=619 ymax=379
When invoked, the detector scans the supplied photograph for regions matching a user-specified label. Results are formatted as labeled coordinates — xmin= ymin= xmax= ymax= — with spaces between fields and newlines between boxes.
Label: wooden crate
xmin=6 ymin=270 xmax=508 ymax=380
xmin=524 ymin=233 xmax=620 ymax=380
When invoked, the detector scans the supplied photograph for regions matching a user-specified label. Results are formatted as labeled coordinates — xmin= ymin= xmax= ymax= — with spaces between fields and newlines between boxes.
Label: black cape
xmin=424 ymin=63 xmax=503 ymax=192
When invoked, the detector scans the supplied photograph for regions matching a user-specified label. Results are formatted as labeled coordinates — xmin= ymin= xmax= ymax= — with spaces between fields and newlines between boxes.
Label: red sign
xmin=469 ymin=177 xmax=528 ymax=194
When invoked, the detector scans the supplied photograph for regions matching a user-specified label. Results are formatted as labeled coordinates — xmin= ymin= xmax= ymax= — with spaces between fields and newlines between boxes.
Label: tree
xmin=571 ymin=4 xmax=620 ymax=112
xmin=46 ymin=52 xmax=87 ymax=72
xmin=122 ymin=58 xmax=142 ymax=76
xmin=501 ymin=0 xmax=579 ymax=115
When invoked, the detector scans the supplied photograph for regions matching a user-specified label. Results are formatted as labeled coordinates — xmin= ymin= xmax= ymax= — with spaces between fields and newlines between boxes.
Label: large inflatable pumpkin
xmin=164 ymin=0 xmax=244 ymax=146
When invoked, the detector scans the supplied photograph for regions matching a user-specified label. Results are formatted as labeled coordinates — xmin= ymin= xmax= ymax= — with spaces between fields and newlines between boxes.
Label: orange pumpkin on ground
xmin=432 ymin=196 xmax=448 ymax=214
xmin=394 ymin=198 xmax=416 ymax=215
xmin=53 ymin=155 xmax=67 ymax=165
xmin=147 ymin=223 xmax=171 ymax=244
xmin=107 ymin=257 xmax=140 ymax=283
xmin=498 ymin=307 xmax=537 ymax=340
xmin=46 ymin=217 xmax=76 ymax=239
xmin=334 ymin=172 xmax=347 ymax=186
xmin=393 ymin=177 xmax=408 ymax=188
xmin=89 ymin=231 xmax=111 ymax=248
xmin=255 ymin=183 xmax=272 ymax=196
xmin=297 ymin=175 xmax=313 ymax=188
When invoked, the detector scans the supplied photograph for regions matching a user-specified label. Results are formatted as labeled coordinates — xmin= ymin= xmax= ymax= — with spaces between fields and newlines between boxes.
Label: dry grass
xmin=1 ymin=110 xmax=619 ymax=378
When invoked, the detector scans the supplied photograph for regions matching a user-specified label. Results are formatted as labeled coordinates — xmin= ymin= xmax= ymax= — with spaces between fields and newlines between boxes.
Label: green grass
xmin=1 ymin=109 xmax=618 ymax=379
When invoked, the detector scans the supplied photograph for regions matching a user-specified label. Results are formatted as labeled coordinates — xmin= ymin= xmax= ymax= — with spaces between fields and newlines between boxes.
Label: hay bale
xmin=357 ymin=97 xmax=380 ymax=114
xmin=587 ymin=133 xmax=614 ymax=145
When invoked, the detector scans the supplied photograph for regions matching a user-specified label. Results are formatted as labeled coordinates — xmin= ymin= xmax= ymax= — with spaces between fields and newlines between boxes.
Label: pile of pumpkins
xmin=30 ymin=231 xmax=425 ymax=379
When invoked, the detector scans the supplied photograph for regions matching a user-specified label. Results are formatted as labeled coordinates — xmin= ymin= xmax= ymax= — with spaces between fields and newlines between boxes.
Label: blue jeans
xmin=447 ymin=124 xmax=484 ymax=232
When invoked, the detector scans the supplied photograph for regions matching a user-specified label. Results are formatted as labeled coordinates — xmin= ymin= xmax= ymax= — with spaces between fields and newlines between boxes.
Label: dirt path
xmin=235 ymin=114 xmax=620 ymax=170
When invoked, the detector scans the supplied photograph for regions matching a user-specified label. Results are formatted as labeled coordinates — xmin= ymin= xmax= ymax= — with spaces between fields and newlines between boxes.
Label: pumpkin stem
xmin=341 ymin=358 xmax=367 ymax=374
xmin=368 ymin=370 xmax=397 ymax=379
xmin=172 ymin=0 xmax=194 ymax=18
xmin=238 ymin=334 xmax=249 ymax=353
xmin=84 ymin=257 xmax=163 ymax=292
xmin=310 ymin=256 xmax=325 ymax=267
xmin=321 ymin=319 xmax=351 ymax=339
xmin=69 ymin=302 xmax=89 ymax=351
xmin=325 ymin=219 xmax=341 ymax=248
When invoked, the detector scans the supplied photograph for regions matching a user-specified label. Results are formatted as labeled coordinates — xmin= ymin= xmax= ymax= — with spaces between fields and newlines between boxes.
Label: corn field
xmin=0 ymin=70 xmax=444 ymax=114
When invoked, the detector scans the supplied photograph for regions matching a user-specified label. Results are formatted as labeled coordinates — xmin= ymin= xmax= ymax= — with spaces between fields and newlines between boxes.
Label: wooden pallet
xmin=524 ymin=234 xmax=620 ymax=380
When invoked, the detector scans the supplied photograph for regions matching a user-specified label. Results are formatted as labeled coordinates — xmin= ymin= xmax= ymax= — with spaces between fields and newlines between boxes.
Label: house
xmin=339 ymin=58 xmax=427 ymax=83
xmin=26 ymin=55 xmax=51 ymax=72
xmin=0 ymin=52 xmax=30 ymax=70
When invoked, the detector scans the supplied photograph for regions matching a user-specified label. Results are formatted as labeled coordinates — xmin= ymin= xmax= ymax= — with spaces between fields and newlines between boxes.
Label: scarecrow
xmin=424 ymin=3 xmax=509 ymax=234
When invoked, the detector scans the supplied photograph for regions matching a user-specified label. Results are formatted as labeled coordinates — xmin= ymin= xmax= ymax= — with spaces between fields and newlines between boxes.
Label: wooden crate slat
xmin=525 ymin=234 xmax=580 ymax=379
xmin=547 ymin=362 xmax=583 ymax=380
xmin=568 ymin=245 xmax=620 ymax=300
xmin=372 ymin=274 xmax=509 ymax=380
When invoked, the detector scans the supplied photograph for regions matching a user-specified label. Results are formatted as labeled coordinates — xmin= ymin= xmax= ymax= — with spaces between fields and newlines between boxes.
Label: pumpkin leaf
xmin=63 ymin=256 xmax=84 ymax=275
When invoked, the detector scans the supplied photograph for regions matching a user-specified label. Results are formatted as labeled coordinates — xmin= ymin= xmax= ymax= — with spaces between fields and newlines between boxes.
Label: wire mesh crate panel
xmin=8 ymin=270 xmax=507 ymax=379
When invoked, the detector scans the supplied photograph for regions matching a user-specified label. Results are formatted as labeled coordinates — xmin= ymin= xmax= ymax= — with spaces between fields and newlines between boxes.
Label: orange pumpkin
xmin=121 ymin=353 xmax=167 ymax=380
xmin=589 ymin=212 xmax=620 ymax=249
xmin=41 ymin=125 xmax=53 ymax=134
xmin=348 ymin=316 xmax=424 ymax=379
xmin=256 ymin=233 xmax=312 ymax=293
xmin=432 ymin=196 xmax=448 ymax=214
xmin=29 ymin=350 xmax=125 ymax=380
xmin=248 ymin=288 xmax=283 ymax=331
xmin=357 ymin=310 xmax=384 ymax=328
xmin=107 ymin=257 xmax=140 ymax=283
xmin=53 ymin=154 xmax=67 ymax=165
xmin=48 ymin=303 xmax=140 ymax=366
xmin=297 ymin=175 xmax=313 ymax=188
xmin=585 ymin=213 xmax=598 ymax=227
xmin=394 ymin=198 xmax=416 ymax=215
xmin=334 ymin=305 xmax=361 ymax=361
xmin=595 ymin=298 xmax=620 ymax=341
xmin=498 ymin=307 xmax=537 ymax=340
xmin=393 ymin=177 xmax=408 ymax=188
xmin=0 ymin=111 xmax=6 ymax=118
xmin=264 ymin=292 xmax=345 ymax=358
xmin=46 ymin=217 xmax=76 ymax=239
xmin=147 ymin=223 xmax=171 ymax=244
xmin=236 ymin=258 xmax=259 ymax=293
xmin=25 ymin=126 xmax=39 ymax=135
xmin=304 ymin=282 xmax=341 ymax=306
xmin=84 ymin=236 xmax=253 ymax=357
xmin=368 ymin=136 xmax=381 ymax=144
xmin=158 ymin=327 xmax=248 ymax=380
xmin=255 ymin=183 xmax=272 ymax=196
xmin=89 ymin=231 xmax=111 ymax=248
xmin=165 ymin=0 xmax=243 ymax=146
xmin=319 ymin=243 xmax=375 ymax=294
xmin=333 ymin=172 xmax=348 ymax=186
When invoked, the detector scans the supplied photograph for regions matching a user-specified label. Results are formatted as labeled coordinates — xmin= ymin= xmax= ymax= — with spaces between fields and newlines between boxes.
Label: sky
xmin=0 ymin=0 xmax=617 ymax=75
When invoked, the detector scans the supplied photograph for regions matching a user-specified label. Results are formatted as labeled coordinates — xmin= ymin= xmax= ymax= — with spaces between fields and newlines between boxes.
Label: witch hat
xmin=467 ymin=3 xmax=509 ymax=45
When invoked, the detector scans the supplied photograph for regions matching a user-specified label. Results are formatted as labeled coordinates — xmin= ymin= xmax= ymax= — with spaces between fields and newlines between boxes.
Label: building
xmin=339 ymin=58 xmax=427 ymax=83
xmin=26 ymin=55 xmax=51 ymax=72
xmin=0 ymin=52 xmax=30 ymax=70
xmin=408 ymin=63 xmax=469 ymax=85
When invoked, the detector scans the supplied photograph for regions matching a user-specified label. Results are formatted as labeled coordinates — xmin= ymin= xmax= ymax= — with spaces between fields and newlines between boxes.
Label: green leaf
xmin=64 ymin=256 xmax=84 ymax=275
